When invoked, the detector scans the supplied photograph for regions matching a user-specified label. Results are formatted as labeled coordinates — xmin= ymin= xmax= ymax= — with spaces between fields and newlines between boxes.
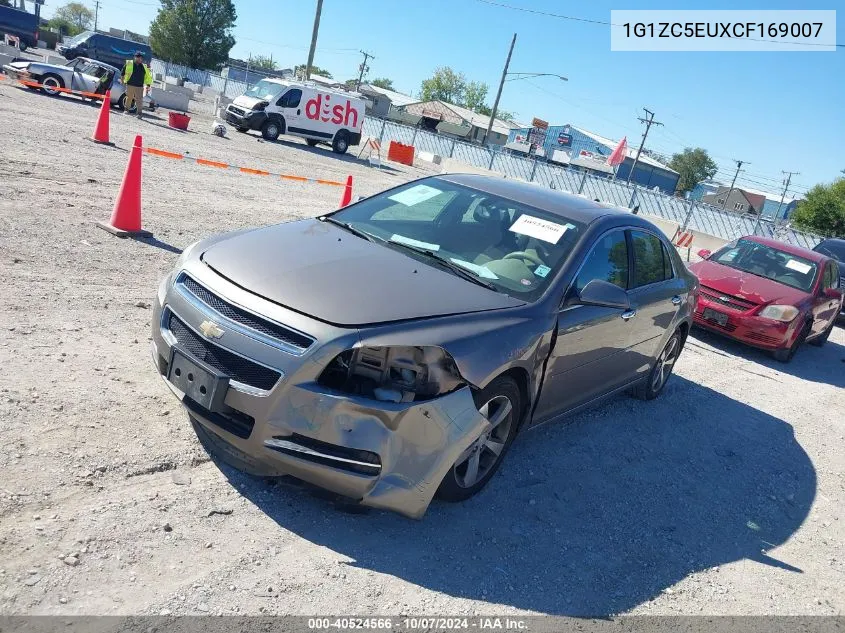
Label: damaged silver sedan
xmin=151 ymin=174 xmax=697 ymax=518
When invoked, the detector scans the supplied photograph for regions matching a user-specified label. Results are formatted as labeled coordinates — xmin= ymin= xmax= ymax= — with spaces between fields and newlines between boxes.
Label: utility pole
xmin=483 ymin=32 xmax=517 ymax=147
xmin=626 ymin=108 xmax=663 ymax=184
xmin=93 ymin=0 xmax=101 ymax=32
xmin=305 ymin=0 xmax=323 ymax=80
xmin=356 ymin=50 xmax=374 ymax=91
xmin=775 ymin=171 xmax=799 ymax=220
xmin=721 ymin=159 xmax=748 ymax=210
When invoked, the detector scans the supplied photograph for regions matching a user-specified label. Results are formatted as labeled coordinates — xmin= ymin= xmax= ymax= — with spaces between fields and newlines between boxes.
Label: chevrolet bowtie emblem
xmin=199 ymin=320 xmax=224 ymax=339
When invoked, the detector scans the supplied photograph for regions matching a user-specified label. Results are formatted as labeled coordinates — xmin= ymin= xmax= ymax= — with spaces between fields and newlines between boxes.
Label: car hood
xmin=688 ymin=259 xmax=810 ymax=305
xmin=232 ymin=95 xmax=268 ymax=110
xmin=200 ymin=219 xmax=525 ymax=326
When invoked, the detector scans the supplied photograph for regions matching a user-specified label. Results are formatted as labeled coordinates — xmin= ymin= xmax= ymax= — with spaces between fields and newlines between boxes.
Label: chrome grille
xmin=178 ymin=274 xmax=313 ymax=352
xmin=228 ymin=105 xmax=245 ymax=116
xmin=700 ymin=285 xmax=757 ymax=312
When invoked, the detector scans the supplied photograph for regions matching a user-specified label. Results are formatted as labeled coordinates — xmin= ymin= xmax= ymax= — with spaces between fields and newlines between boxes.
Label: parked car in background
xmin=151 ymin=175 xmax=696 ymax=518
xmin=690 ymin=236 xmax=842 ymax=362
xmin=56 ymin=31 xmax=152 ymax=70
xmin=225 ymin=78 xmax=364 ymax=153
xmin=812 ymin=238 xmax=845 ymax=320
xmin=2 ymin=56 xmax=156 ymax=111
xmin=0 ymin=5 xmax=38 ymax=51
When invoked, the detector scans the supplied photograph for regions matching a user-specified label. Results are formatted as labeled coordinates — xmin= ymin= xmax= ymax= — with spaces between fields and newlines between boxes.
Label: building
xmin=691 ymin=180 xmax=802 ymax=220
xmin=507 ymin=123 xmax=680 ymax=194
xmin=701 ymin=186 xmax=766 ymax=214
xmin=401 ymin=100 xmax=522 ymax=145
xmin=357 ymin=83 xmax=418 ymax=118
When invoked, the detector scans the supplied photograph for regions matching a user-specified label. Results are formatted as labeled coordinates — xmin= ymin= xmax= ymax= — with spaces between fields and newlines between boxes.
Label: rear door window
xmin=631 ymin=230 xmax=671 ymax=288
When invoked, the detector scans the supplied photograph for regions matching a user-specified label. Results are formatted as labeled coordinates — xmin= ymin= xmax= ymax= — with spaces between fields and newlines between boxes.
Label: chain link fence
xmin=361 ymin=116 xmax=822 ymax=249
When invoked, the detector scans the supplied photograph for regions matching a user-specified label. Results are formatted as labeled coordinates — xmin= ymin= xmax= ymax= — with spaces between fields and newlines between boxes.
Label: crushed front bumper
xmin=151 ymin=267 xmax=488 ymax=519
xmin=693 ymin=296 xmax=798 ymax=351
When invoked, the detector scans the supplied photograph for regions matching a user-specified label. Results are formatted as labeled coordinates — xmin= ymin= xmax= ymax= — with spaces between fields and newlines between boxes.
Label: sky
xmin=41 ymin=0 xmax=845 ymax=197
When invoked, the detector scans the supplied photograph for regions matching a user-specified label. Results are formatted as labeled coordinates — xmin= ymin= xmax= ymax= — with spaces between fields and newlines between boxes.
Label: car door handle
xmin=621 ymin=309 xmax=637 ymax=321
xmin=297 ymin=109 xmax=301 ymax=115
xmin=671 ymin=295 xmax=682 ymax=306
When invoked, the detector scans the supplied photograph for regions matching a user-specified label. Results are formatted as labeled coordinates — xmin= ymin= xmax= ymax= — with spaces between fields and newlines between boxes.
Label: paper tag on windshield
xmin=785 ymin=259 xmax=812 ymax=274
xmin=509 ymin=215 xmax=570 ymax=244
xmin=388 ymin=184 xmax=442 ymax=207
xmin=390 ymin=234 xmax=440 ymax=252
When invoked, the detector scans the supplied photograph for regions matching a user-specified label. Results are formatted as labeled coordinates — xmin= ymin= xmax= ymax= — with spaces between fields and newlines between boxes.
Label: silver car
xmin=2 ymin=56 xmax=154 ymax=110
xmin=151 ymin=175 xmax=697 ymax=518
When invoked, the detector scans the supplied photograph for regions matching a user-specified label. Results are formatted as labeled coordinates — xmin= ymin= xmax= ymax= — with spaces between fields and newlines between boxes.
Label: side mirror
xmin=578 ymin=279 xmax=630 ymax=310
xmin=697 ymin=249 xmax=712 ymax=260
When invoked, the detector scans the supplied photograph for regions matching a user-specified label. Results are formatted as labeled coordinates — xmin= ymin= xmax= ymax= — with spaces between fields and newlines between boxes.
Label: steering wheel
xmin=503 ymin=250 xmax=545 ymax=267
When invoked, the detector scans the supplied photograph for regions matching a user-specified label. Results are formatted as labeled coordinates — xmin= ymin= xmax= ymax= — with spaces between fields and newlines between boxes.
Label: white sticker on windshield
xmin=449 ymin=258 xmax=499 ymax=279
xmin=785 ymin=259 xmax=812 ymax=274
xmin=388 ymin=184 xmax=442 ymax=207
xmin=509 ymin=215 xmax=570 ymax=244
xmin=390 ymin=234 xmax=440 ymax=252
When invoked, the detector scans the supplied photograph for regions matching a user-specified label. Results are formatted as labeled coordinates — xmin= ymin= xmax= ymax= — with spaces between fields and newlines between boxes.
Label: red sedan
xmin=688 ymin=236 xmax=843 ymax=362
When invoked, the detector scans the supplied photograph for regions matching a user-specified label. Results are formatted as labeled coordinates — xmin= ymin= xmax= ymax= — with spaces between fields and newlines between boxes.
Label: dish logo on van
xmin=304 ymin=93 xmax=359 ymax=128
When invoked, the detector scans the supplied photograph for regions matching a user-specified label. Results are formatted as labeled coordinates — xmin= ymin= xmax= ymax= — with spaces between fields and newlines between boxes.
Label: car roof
xmin=75 ymin=57 xmax=120 ymax=72
xmin=741 ymin=235 xmax=828 ymax=263
xmin=815 ymin=237 xmax=845 ymax=246
xmin=435 ymin=173 xmax=630 ymax=226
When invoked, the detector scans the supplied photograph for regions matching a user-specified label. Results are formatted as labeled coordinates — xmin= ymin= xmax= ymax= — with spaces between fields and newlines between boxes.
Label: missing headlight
xmin=317 ymin=346 xmax=464 ymax=403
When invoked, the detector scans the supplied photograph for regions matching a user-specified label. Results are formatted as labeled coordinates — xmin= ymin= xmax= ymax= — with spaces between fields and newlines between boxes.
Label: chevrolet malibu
xmin=690 ymin=236 xmax=842 ymax=362
xmin=152 ymin=175 xmax=697 ymax=518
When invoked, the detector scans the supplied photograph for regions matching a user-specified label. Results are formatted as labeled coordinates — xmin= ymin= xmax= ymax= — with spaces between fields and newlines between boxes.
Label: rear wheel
xmin=437 ymin=376 xmax=521 ymax=502
xmin=773 ymin=319 xmax=810 ymax=363
xmin=40 ymin=73 xmax=64 ymax=96
xmin=261 ymin=119 xmax=281 ymax=141
xmin=632 ymin=329 xmax=684 ymax=400
xmin=332 ymin=131 xmax=350 ymax=154
xmin=116 ymin=94 xmax=126 ymax=111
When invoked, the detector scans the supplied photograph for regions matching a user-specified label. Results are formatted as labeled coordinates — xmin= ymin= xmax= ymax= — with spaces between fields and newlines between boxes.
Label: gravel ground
xmin=0 ymin=81 xmax=843 ymax=617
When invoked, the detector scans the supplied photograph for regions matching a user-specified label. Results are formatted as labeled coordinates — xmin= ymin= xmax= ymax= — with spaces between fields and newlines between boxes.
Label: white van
xmin=225 ymin=78 xmax=365 ymax=154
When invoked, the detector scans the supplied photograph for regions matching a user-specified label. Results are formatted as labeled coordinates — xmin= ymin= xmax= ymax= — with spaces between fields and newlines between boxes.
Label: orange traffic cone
xmin=91 ymin=90 xmax=113 ymax=145
xmin=339 ymin=175 xmax=353 ymax=207
xmin=97 ymin=135 xmax=152 ymax=238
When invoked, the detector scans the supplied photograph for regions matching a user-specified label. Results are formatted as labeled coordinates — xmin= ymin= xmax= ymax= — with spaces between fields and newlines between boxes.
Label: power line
xmin=627 ymin=108 xmax=663 ymax=184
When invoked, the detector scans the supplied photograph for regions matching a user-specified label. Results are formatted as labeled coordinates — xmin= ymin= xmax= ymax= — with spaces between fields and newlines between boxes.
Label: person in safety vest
xmin=122 ymin=51 xmax=152 ymax=119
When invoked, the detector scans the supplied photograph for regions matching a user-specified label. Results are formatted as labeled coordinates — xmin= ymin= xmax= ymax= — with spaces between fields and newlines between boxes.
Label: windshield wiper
xmin=386 ymin=239 xmax=498 ymax=291
xmin=320 ymin=216 xmax=379 ymax=243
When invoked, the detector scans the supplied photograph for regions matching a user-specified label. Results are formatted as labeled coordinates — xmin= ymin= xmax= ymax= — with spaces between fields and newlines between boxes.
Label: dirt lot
xmin=1 ymin=80 xmax=843 ymax=617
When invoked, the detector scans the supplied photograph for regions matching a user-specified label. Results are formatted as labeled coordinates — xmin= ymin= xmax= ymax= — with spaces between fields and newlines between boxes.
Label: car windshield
xmin=814 ymin=240 xmax=845 ymax=262
xmin=243 ymin=80 xmax=285 ymax=101
xmin=711 ymin=238 xmax=818 ymax=292
xmin=64 ymin=31 xmax=92 ymax=46
xmin=329 ymin=178 xmax=585 ymax=300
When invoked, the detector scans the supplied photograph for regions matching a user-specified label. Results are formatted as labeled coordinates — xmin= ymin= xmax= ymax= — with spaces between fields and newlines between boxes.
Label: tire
xmin=436 ymin=376 xmax=522 ymax=502
xmin=808 ymin=317 xmax=834 ymax=347
xmin=332 ymin=131 xmax=350 ymax=154
xmin=40 ymin=73 xmax=64 ymax=96
xmin=632 ymin=329 xmax=684 ymax=400
xmin=19 ymin=42 xmax=27 ymax=52
xmin=773 ymin=319 xmax=810 ymax=363
xmin=306 ymin=139 xmax=320 ymax=147
xmin=261 ymin=119 xmax=281 ymax=141
xmin=236 ymin=126 xmax=248 ymax=133
xmin=116 ymin=94 xmax=126 ymax=111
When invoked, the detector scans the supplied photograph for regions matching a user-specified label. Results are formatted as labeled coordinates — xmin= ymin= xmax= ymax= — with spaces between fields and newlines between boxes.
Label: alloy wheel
xmin=652 ymin=335 xmax=680 ymax=392
xmin=453 ymin=395 xmax=513 ymax=488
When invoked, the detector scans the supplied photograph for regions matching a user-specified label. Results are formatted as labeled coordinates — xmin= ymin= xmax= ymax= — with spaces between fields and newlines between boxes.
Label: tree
xmin=463 ymin=80 xmax=488 ymax=113
xmin=476 ymin=103 xmax=516 ymax=122
xmin=669 ymin=147 xmax=718 ymax=193
xmin=790 ymin=179 xmax=845 ymax=237
xmin=294 ymin=64 xmax=332 ymax=79
xmin=47 ymin=16 xmax=82 ymax=37
xmin=53 ymin=2 xmax=93 ymax=31
xmin=420 ymin=66 xmax=466 ymax=104
xmin=249 ymin=54 xmax=277 ymax=71
xmin=149 ymin=0 xmax=236 ymax=70
xmin=371 ymin=77 xmax=394 ymax=90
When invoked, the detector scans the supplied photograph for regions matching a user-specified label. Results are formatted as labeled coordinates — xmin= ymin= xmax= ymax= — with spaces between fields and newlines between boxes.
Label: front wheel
xmin=773 ymin=319 xmax=810 ymax=363
xmin=436 ymin=376 xmax=522 ymax=502
xmin=261 ymin=119 xmax=281 ymax=141
xmin=332 ymin=131 xmax=350 ymax=154
xmin=808 ymin=317 xmax=835 ymax=347
xmin=40 ymin=73 xmax=64 ymax=96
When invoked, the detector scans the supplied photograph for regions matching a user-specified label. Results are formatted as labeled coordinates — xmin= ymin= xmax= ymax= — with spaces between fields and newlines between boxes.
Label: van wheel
xmin=306 ymin=139 xmax=320 ymax=147
xmin=40 ymin=74 xmax=64 ymax=96
xmin=19 ymin=42 xmax=28 ymax=52
xmin=332 ymin=131 xmax=350 ymax=154
xmin=261 ymin=119 xmax=281 ymax=141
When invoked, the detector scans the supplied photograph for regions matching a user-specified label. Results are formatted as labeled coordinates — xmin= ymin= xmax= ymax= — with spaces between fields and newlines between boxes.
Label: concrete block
xmin=417 ymin=151 xmax=442 ymax=165
xmin=185 ymin=81 xmax=203 ymax=94
xmin=163 ymin=83 xmax=194 ymax=101
xmin=149 ymin=86 xmax=189 ymax=112
xmin=440 ymin=157 xmax=503 ymax=178
xmin=0 ymin=53 xmax=15 ymax=69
